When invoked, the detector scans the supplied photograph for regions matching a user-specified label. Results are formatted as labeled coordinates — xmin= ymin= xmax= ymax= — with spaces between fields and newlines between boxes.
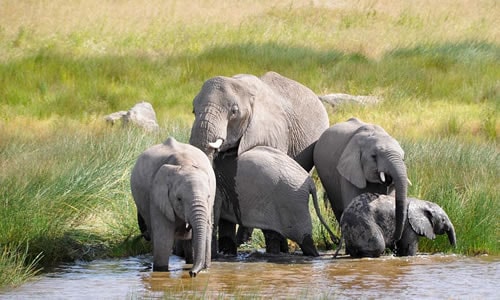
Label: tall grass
xmin=0 ymin=121 xmax=189 ymax=287
xmin=0 ymin=0 xmax=498 ymax=288
xmin=403 ymin=138 xmax=499 ymax=255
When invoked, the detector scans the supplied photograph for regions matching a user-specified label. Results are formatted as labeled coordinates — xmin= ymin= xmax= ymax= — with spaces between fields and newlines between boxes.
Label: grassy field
xmin=0 ymin=0 xmax=498 ymax=288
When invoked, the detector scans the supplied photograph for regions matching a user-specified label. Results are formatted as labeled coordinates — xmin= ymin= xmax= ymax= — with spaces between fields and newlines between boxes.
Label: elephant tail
xmin=333 ymin=231 xmax=343 ymax=258
xmin=310 ymin=179 xmax=340 ymax=246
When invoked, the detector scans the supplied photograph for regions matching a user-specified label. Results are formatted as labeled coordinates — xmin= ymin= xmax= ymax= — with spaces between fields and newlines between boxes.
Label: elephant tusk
xmin=208 ymin=139 xmax=223 ymax=149
xmin=407 ymin=178 xmax=412 ymax=186
xmin=379 ymin=172 xmax=386 ymax=183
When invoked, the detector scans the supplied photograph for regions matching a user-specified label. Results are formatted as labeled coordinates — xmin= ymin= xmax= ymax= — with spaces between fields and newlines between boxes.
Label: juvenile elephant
xmin=130 ymin=137 xmax=216 ymax=277
xmin=314 ymin=117 xmax=409 ymax=242
xmin=189 ymin=71 xmax=330 ymax=253
xmin=215 ymin=146 xmax=339 ymax=256
xmin=337 ymin=193 xmax=456 ymax=257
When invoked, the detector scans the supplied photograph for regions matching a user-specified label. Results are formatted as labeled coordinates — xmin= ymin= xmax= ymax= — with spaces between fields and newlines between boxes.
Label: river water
xmin=1 ymin=252 xmax=498 ymax=299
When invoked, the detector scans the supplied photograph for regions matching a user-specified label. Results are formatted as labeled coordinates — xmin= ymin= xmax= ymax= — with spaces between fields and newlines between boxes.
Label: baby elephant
xmin=215 ymin=146 xmax=339 ymax=256
xmin=130 ymin=137 xmax=216 ymax=277
xmin=338 ymin=193 xmax=456 ymax=257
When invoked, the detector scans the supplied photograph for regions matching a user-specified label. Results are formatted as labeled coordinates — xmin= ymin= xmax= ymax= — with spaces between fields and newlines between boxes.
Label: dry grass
xmin=1 ymin=0 xmax=498 ymax=60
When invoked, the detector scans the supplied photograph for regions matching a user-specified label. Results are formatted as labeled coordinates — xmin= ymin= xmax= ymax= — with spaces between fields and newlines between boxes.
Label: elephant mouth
xmin=211 ymin=138 xmax=240 ymax=158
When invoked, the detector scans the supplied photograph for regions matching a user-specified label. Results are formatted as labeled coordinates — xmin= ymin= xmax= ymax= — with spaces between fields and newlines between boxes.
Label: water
xmin=1 ymin=252 xmax=498 ymax=299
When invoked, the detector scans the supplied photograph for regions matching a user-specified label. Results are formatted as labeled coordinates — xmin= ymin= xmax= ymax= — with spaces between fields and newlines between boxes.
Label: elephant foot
xmin=218 ymin=236 xmax=237 ymax=255
xmin=299 ymin=235 xmax=320 ymax=257
xmin=236 ymin=226 xmax=254 ymax=246
xmin=263 ymin=230 xmax=288 ymax=254
xmin=153 ymin=264 xmax=169 ymax=272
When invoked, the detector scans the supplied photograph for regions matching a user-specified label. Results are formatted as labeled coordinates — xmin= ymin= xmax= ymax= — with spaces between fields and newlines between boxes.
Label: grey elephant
xmin=130 ymin=137 xmax=216 ymax=277
xmin=189 ymin=71 xmax=330 ymax=253
xmin=314 ymin=117 xmax=409 ymax=242
xmin=215 ymin=146 xmax=338 ymax=256
xmin=336 ymin=193 xmax=456 ymax=257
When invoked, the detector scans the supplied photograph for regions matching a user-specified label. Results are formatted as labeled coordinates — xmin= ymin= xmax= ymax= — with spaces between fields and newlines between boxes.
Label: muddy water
xmin=1 ymin=252 xmax=498 ymax=299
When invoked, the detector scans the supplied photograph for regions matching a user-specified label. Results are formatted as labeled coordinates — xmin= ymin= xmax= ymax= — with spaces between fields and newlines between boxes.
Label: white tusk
xmin=208 ymin=139 xmax=223 ymax=149
xmin=379 ymin=172 xmax=386 ymax=183
xmin=407 ymin=178 xmax=413 ymax=186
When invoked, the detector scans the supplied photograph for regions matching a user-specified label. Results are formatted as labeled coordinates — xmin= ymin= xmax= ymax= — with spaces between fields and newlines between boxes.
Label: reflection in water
xmin=1 ymin=252 xmax=498 ymax=299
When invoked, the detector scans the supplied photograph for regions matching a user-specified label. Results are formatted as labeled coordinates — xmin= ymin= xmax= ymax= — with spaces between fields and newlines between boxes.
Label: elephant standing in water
xmin=189 ymin=71 xmax=330 ymax=254
xmin=314 ymin=117 xmax=410 ymax=242
xmin=216 ymin=146 xmax=338 ymax=256
xmin=130 ymin=137 xmax=216 ymax=277
xmin=337 ymin=193 xmax=456 ymax=257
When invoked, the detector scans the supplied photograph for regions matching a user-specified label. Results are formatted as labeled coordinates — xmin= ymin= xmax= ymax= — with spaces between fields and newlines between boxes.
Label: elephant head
xmin=408 ymin=198 xmax=456 ymax=247
xmin=314 ymin=118 xmax=409 ymax=241
xmin=189 ymin=71 xmax=329 ymax=172
xmin=189 ymin=74 xmax=284 ymax=159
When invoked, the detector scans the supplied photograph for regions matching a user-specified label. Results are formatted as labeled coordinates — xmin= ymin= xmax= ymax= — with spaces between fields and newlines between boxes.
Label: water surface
xmin=1 ymin=252 xmax=498 ymax=299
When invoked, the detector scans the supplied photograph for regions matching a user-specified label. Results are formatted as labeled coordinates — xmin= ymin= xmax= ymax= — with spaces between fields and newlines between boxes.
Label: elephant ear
xmin=337 ymin=134 xmax=366 ymax=189
xmin=238 ymin=85 xmax=289 ymax=155
xmin=408 ymin=199 xmax=436 ymax=240
xmin=151 ymin=164 xmax=178 ymax=221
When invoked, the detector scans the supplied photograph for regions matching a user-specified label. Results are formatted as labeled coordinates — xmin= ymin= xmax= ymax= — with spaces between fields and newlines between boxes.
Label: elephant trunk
xmin=189 ymin=105 xmax=227 ymax=161
xmin=447 ymin=223 xmax=457 ymax=247
xmin=189 ymin=200 xmax=210 ymax=277
xmin=387 ymin=155 xmax=409 ymax=242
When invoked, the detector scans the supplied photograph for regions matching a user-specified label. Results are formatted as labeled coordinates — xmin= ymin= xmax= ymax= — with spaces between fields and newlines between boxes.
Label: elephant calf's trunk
xmin=447 ymin=225 xmax=457 ymax=247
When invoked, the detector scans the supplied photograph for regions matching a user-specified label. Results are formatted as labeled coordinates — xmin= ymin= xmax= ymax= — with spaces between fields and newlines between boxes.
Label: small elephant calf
xmin=337 ymin=193 xmax=456 ymax=258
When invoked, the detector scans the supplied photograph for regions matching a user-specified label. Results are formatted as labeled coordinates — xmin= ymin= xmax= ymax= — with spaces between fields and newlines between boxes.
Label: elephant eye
xmin=230 ymin=104 xmax=239 ymax=116
xmin=177 ymin=197 xmax=182 ymax=202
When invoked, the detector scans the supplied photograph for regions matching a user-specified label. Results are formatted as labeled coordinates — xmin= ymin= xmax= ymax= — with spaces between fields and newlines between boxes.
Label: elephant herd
xmin=130 ymin=71 xmax=456 ymax=277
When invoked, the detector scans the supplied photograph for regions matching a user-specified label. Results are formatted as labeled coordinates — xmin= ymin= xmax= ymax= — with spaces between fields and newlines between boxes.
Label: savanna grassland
xmin=0 ymin=0 xmax=498 ymax=288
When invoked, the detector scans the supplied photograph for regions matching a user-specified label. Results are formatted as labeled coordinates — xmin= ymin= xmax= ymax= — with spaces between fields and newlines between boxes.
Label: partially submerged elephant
xmin=130 ymin=137 xmax=216 ymax=277
xmin=337 ymin=193 xmax=456 ymax=257
xmin=215 ymin=146 xmax=338 ymax=256
xmin=189 ymin=71 xmax=330 ymax=253
xmin=314 ymin=117 xmax=409 ymax=242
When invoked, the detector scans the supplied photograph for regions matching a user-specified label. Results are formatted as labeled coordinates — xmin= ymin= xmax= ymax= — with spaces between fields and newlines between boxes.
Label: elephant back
xmin=260 ymin=71 xmax=329 ymax=171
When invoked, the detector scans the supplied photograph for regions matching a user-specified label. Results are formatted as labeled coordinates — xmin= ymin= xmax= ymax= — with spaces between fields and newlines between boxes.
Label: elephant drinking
xmin=314 ymin=117 xmax=410 ymax=242
xmin=337 ymin=193 xmax=456 ymax=257
xmin=130 ymin=137 xmax=216 ymax=277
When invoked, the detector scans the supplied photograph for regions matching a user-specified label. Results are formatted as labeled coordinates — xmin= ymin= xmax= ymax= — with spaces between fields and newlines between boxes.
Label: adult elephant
xmin=130 ymin=137 xmax=216 ymax=277
xmin=189 ymin=71 xmax=330 ymax=254
xmin=337 ymin=193 xmax=456 ymax=257
xmin=314 ymin=117 xmax=409 ymax=242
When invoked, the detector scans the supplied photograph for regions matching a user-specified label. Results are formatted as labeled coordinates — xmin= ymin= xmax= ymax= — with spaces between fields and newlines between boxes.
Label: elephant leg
xmin=211 ymin=224 xmax=219 ymax=259
xmin=348 ymin=237 xmax=385 ymax=258
xmin=262 ymin=230 xmax=288 ymax=254
xmin=151 ymin=210 xmax=174 ymax=271
xmin=173 ymin=240 xmax=184 ymax=257
xmin=299 ymin=234 xmax=319 ymax=257
xmin=236 ymin=226 xmax=254 ymax=246
xmin=173 ymin=240 xmax=194 ymax=264
xmin=395 ymin=231 xmax=419 ymax=256
xmin=137 ymin=212 xmax=150 ymax=241
xmin=182 ymin=239 xmax=194 ymax=264
xmin=218 ymin=219 xmax=237 ymax=255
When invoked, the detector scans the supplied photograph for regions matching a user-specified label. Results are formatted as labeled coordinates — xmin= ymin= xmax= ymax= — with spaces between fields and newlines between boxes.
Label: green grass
xmin=0 ymin=0 xmax=499 ymax=288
